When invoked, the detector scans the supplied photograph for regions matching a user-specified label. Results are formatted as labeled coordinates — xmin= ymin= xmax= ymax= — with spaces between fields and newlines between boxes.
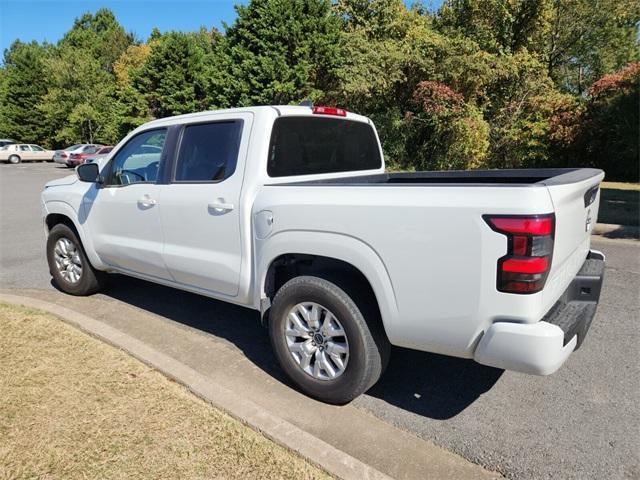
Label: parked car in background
xmin=83 ymin=146 xmax=114 ymax=164
xmin=54 ymin=144 xmax=101 ymax=167
xmin=67 ymin=145 xmax=111 ymax=167
xmin=0 ymin=144 xmax=55 ymax=164
xmin=0 ymin=139 xmax=17 ymax=148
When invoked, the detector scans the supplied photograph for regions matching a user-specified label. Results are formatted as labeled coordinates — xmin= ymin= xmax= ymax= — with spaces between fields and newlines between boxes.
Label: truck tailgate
xmin=542 ymin=169 xmax=604 ymax=310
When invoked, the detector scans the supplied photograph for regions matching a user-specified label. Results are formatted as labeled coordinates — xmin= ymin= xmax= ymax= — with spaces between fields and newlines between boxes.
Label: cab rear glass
xmin=267 ymin=117 xmax=382 ymax=177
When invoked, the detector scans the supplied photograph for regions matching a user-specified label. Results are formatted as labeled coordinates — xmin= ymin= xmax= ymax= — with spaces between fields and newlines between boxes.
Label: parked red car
xmin=67 ymin=145 xmax=112 ymax=167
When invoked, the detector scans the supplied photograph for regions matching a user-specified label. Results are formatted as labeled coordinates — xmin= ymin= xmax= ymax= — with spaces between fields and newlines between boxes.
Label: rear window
xmin=267 ymin=117 xmax=382 ymax=177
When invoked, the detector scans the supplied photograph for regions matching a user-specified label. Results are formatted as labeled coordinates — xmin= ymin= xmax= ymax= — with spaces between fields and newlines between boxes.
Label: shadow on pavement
xmin=367 ymin=347 xmax=503 ymax=420
xmin=84 ymin=273 xmax=503 ymax=419
xmin=599 ymin=225 xmax=640 ymax=240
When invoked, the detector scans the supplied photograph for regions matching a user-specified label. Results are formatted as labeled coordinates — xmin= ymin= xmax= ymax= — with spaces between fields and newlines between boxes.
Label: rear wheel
xmin=46 ymin=223 xmax=105 ymax=295
xmin=269 ymin=275 xmax=389 ymax=404
xmin=8 ymin=155 xmax=20 ymax=164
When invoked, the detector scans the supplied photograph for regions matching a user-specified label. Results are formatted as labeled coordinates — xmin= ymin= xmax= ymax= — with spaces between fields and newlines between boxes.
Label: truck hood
xmin=45 ymin=174 xmax=77 ymax=188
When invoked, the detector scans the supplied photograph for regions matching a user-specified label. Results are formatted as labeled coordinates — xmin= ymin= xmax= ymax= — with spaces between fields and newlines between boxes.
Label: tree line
xmin=0 ymin=0 xmax=638 ymax=180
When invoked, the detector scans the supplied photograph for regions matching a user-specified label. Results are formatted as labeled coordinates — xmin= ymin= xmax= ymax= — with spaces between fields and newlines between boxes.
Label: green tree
xmin=112 ymin=44 xmax=153 ymax=137
xmin=59 ymin=8 xmax=133 ymax=73
xmin=41 ymin=47 xmax=119 ymax=145
xmin=38 ymin=8 xmax=132 ymax=145
xmin=0 ymin=41 xmax=52 ymax=144
xmin=436 ymin=0 xmax=640 ymax=94
xmin=576 ymin=62 xmax=640 ymax=181
xmin=545 ymin=0 xmax=640 ymax=94
xmin=130 ymin=30 xmax=216 ymax=118
xmin=214 ymin=0 xmax=343 ymax=106
xmin=408 ymin=80 xmax=489 ymax=170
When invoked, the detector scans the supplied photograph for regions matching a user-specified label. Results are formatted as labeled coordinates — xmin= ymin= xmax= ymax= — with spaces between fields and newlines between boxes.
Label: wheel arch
xmin=256 ymin=231 xmax=400 ymax=341
xmin=44 ymin=202 xmax=105 ymax=270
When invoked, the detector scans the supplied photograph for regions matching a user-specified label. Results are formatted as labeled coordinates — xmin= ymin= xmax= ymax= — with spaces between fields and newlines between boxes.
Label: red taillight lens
xmin=487 ymin=216 xmax=553 ymax=235
xmin=61 ymin=153 xmax=67 ymax=158
xmin=502 ymin=257 xmax=549 ymax=274
xmin=484 ymin=214 xmax=555 ymax=294
xmin=312 ymin=106 xmax=347 ymax=117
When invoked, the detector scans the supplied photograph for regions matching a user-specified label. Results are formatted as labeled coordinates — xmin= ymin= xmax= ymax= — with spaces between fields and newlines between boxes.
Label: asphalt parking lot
xmin=1 ymin=162 xmax=638 ymax=479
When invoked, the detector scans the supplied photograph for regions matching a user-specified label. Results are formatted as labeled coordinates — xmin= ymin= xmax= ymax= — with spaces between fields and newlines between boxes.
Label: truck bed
xmin=278 ymin=168 xmax=602 ymax=186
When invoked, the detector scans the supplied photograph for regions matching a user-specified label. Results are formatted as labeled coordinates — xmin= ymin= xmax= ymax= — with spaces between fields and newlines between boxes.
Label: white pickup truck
xmin=41 ymin=105 xmax=605 ymax=403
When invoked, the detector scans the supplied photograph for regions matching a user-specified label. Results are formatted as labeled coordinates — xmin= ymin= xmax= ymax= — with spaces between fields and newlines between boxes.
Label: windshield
xmin=267 ymin=117 xmax=382 ymax=177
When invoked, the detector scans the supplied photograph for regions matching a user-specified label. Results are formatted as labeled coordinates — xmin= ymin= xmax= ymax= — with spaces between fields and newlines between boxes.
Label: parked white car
xmin=53 ymin=144 xmax=101 ymax=166
xmin=41 ymin=105 xmax=605 ymax=403
xmin=1 ymin=144 xmax=55 ymax=164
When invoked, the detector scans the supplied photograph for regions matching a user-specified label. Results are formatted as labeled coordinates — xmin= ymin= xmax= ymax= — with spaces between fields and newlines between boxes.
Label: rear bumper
xmin=474 ymin=249 xmax=605 ymax=375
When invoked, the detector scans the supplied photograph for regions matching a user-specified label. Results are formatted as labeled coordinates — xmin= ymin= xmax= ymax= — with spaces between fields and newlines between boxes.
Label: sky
xmin=0 ymin=0 xmax=444 ymax=53
xmin=0 ymin=0 xmax=242 ymax=51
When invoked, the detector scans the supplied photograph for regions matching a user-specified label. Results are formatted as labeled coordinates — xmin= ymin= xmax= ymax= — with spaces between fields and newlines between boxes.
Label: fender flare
xmin=43 ymin=200 xmax=105 ymax=269
xmin=255 ymin=230 xmax=400 ymax=339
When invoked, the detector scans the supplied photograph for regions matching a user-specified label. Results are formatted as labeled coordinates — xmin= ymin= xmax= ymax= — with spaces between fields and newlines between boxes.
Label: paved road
xmin=1 ymin=162 xmax=639 ymax=479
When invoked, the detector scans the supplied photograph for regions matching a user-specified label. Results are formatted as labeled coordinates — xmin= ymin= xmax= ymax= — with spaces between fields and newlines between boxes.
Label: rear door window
xmin=267 ymin=117 xmax=382 ymax=177
xmin=173 ymin=121 xmax=243 ymax=182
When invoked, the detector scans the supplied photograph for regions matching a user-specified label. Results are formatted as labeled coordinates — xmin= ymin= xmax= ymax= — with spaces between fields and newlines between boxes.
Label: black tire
xmin=269 ymin=275 xmax=390 ymax=404
xmin=46 ymin=223 xmax=105 ymax=295
xmin=8 ymin=155 xmax=20 ymax=164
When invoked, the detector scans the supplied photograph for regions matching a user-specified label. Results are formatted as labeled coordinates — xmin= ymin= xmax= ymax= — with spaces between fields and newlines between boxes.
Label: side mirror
xmin=76 ymin=162 xmax=101 ymax=183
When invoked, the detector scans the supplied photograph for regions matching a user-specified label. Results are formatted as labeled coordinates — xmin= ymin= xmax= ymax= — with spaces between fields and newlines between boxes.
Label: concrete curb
xmin=0 ymin=293 xmax=392 ymax=480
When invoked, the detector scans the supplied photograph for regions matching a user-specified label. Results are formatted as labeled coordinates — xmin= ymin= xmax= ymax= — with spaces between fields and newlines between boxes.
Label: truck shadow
xmin=93 ymin=274 xmax=503 ymax=420
xmin=365 ymin=347 xmax=503 ymax=419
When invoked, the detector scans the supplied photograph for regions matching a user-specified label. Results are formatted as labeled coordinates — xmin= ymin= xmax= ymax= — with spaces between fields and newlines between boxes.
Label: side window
xmin=174 ymin=121 xmax=242 ymax=182
xmin=84 ymin=145 xmax=99 ymax=154
xmin=20 ymin=145 xmax=30 ymax=151
xmin=106 ymin=129 xmax=167 ymax=186
xmin=31 ymin=145 xmax=44 ymax=151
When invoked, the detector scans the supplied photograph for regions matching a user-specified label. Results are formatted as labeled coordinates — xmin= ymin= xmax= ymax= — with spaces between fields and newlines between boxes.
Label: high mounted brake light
xmin=484 ymin=214 xmax=555 ymax=294
xmin=312 ymin=106 xmax=347 ymax=117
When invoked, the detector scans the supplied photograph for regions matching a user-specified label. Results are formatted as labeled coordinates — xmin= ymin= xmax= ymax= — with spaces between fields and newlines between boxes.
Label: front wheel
xmin=269 ymin=275 xmax=389 ymax=404
xmin=8 ymin=155 xmax=20 ymax=164
xmin=46 ymin=223 xmax=105 ymax=295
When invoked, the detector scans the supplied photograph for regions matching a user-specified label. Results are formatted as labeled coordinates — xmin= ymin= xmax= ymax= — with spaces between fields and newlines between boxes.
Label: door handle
xmin=208 ymin=199 xmax=234 ymax=213
xmin=137 ymin=195 xmax=157 ymax=208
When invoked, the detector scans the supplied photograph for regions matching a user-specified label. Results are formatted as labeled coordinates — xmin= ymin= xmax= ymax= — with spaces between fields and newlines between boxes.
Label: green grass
xmin=598 ymin=182 xmax=639 ymax=227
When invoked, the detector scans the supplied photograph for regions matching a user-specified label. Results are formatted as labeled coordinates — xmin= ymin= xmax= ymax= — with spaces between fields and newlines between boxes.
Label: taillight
xmin=312 ymin=106 xmax=347 ymax=117
xmin=61 ymin=153 xmax=68 ymax=158
xmin=484 ymin=214 xmax=555 ymax=294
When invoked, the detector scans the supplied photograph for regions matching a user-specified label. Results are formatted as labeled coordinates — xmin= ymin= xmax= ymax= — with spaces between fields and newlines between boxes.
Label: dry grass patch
xmin=601 ymin=181 xmax=640 ymax=191
xmin=0 ymin=302 xmax=331 ymax=480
